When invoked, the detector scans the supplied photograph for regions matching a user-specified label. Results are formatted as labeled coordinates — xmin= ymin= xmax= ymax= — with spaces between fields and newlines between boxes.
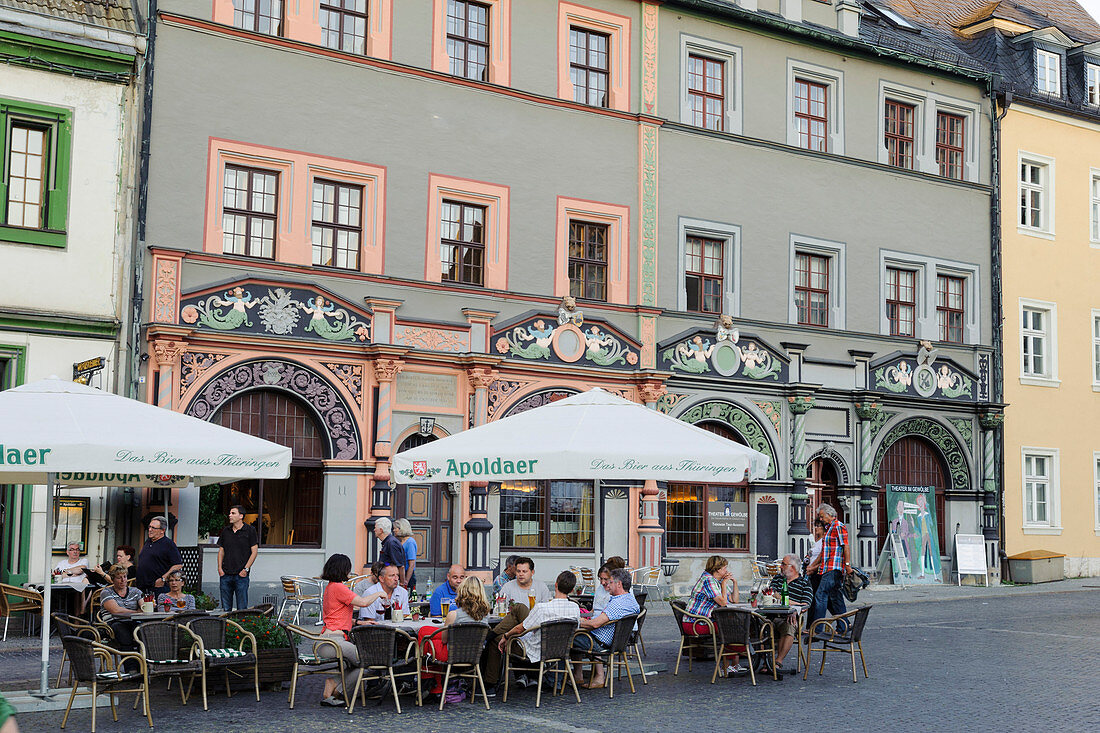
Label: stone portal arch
xmin=499 ymin=387 xmax=581 ymax=418
xmin=871 ymin=417 xmax=970 ymax=491
xmin=184 ymin=358 xmax=362 ymax=460
xmin=677 ymin=400 xmax=777 ymax=480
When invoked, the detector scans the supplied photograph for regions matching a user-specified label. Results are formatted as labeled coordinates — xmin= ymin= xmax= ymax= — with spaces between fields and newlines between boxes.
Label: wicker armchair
xmin=59 ymin=635 xmax=151 ymax=733
xmin=185 ymin=616 xmax=259 ymax=704
xmin=710 ymin=607 xmax=776 ymax=685
xmin=419 ymin=622 xmax=491 ymax=710
xmin=347 ymin=625 xmax=421 ymax=714
xmin=623 ymin=607 xmax=648 ymax=684
xmin=502 ymin=618 xmax=580 ymax=707
xmin=52 ymin=612 xmax=113 ymax=686
xmin=803 ymin=605 xmax=871 ymax=683
xmin=134 ymin=621 xmax=205 ymax=707
xmin=669 ymin=600 xmax=714 ymax=675
xmin=571 ymin=613 xmax=639 ymax=699
xmin=285 ymin=623 xmax=351 ymax=711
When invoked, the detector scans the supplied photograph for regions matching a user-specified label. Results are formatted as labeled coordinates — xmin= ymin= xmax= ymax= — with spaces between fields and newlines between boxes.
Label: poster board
xmin=885 ymin=484 xmax=942 ymax=584
xmin=954 ymin=534 xmax=989 ymax=586
xmin=51 ymin=497 xmax=89 ymax=554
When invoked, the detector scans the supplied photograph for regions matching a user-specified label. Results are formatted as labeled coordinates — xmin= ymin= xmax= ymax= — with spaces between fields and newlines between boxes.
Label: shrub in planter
xmin=224 ymin=615 xmax=299 ymax=690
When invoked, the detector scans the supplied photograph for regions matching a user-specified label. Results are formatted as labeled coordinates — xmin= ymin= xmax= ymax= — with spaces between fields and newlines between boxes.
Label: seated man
xmin=356 ymin=564 xmax=410 ymax=623
xmin=492 ymin=555 xmax=518 ymax=595
xmin=485 ymin=570 xmax=580 ymax=691
xmin=498 ymin=556 xmax=551 ymax=608
xmin=765 ymin=554 xmax=814 ymax=672
xmin=429 ymin=564 xmax=465 ymax=617
xmin=572 ymin=568 xmax=638 ymax=689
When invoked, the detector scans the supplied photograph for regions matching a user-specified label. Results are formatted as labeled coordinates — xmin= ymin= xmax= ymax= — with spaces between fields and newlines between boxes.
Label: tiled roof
xmin=0 ymin=0 xmax=137 ymax=33
xmin=877 ymin=0 xmax=1100 ymax=42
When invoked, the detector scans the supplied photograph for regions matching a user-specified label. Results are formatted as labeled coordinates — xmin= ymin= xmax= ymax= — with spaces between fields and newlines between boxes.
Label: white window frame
xmin=1019 ymin=298 xmax=1059 ymax=386
xmin=677 ymin=217 xmax=741 ymax=316
xmin=1018 ymin=151 xmax=1055 ymax=239
xmin=680 ymin=35 xmax=743 ymax=136
xmin=876 ymin=81 xmax=981 ymax=180
xmin=878 ymin=251 xmax=981 ymax=343
xmin=1090 ymin=168 xmax=1100 ymax=245
xmin=1088 ymin=63 xmax=1100 ymax=106
xmin=1092 ymin=309 xmax=1100 ymax=390
xmin=788 ymin=234 xmax=845 ymax=329
xmin=1021 ymin=447 xmax=1061 ymax=534
xmin=786 ymin=59 xmax=844 ymax=155
xmin=1036 ymin=49 xmax=1061 ymax=95
xmin=1094 ymin=452 xmax=1100 ymax=533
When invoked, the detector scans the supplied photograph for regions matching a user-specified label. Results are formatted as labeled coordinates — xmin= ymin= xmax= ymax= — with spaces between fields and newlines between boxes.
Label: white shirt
xmin=807 ymin=538 xmax=824 ymax=568
xmin=592 ymin=584 xmax=611 ymax=613
xmin=357 ymin=582 xmax=410 ymax=621
xmin=499 ymin=579 xmax=552 ymax=607
xmin=516 ymin=597 xmax=580 ymax=662
xmin=55 ymin=558 xmax=89 ymax=584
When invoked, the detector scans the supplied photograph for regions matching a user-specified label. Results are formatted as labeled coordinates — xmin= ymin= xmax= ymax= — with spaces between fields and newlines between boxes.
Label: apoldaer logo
xmin=413 ymin=460 xmax=427 ymax=478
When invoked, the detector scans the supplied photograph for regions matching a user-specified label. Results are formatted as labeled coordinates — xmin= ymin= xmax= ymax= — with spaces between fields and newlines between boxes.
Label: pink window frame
xmin=555 ymin=196 xmax=629 ymax=305
xmin=425 ymin=174 xmax=510 ymax=291
xmin=212 ymin=0 xmax=393 ymax=59
xmin=557 ymin=1 xmax=631 ymax=112
xmin=431 ymin=0 xmax=511 ymax=85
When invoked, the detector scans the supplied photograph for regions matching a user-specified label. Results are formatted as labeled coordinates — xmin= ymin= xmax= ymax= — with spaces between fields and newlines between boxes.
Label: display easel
xmin=874 ymin=532 xmax=912 ymax=588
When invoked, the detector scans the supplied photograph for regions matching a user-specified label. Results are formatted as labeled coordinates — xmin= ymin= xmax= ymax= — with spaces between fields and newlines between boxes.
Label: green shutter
xmin=46 ymin=110 xmax=73 ymax=232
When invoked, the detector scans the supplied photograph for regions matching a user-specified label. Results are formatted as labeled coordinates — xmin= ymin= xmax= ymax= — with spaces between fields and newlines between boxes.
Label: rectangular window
xmin=222 ymin=165 xmax=278 ymax=259
xmin=1088 ymin=64 xmax=1100 ymax=106
xmin=884 ymin=99 xmax=916 ymax=169
xmin=685 ymin=235 xmax=723 ymax=314
xmin=1021 ymin=306 xmax=1050 ymax=378
xmin=568 ymin=220 xmax=607 ymax=301
xmin=1091 ymin=173 xmax=1100 ymax=241
xmin=447 ymin=0 xmax=490 ymax=81
xmin=794 ymin=252 xmax=829 ymax=327
xmin=5 ymin=124 xmax=48 ymax=229
xmin=499 ymin=480 xmax=594 ymax=550
xmin=666 ymin=484 xmax=748 ymax=551
xmin=794 ymin=78 xmax=828 ymax=152
xmin=233 ymin=0 xmax=282 ymax=34
xmin=439 ymin=200 xmax=485 ymax=286
xmin=936 ymin=275 xmax=965 ymax=344
xmin=885 ymin=267 xmax=916 ymax=337
xmin=320 ymin=0 xmax=367 ymax=54
xmin=569 ymin=26 xmax=609 ymax=107
xmin=1036 ymin=49 xmax=1060 ymax=95
xmin=936 ymin=112 xmax=965 ymax=180
xmin=687 ymin=54 xmax=724 ymax=131
xmin=1093 ymin=312 xmax=1100 ymax=385
xmin=1019 ymin=161 xmax=1046 ymax=230
xmin=311 ymin=179 xmax=362 ymax=270
xmin=1023 ymin=453 xmax=1050 ymax=525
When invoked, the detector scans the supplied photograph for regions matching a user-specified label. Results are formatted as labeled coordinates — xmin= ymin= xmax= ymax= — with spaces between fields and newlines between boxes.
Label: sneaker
xmin=726 ymin=664 xmax=748 ymax=675
xmin=515 ymin=675 xmax=533 ymax=689
xmin=320 ymin=696 xmax=344 ymax=707
xmin=484 ymin=687 xmax=498 ymax=699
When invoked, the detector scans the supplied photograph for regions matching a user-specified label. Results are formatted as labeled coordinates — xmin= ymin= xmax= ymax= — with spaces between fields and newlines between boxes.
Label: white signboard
xmin=954 ymin=534 xmax=988 ymax=586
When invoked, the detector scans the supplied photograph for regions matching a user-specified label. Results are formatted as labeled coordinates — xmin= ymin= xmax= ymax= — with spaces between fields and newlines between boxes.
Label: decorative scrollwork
xmin=322 ymin=362 xmax=364 ymax=408
xmin=872 ymin=417 xmax=970 ymax=491
xmin=499 ymin=388 xmax=580 ymax=418
xmin=486 ymin=379 xmax=532 ymax=420
xmin=179 ymin=352 xmax=227 ymax=399
xmin=677 ymin=400 xmax=777 ymax=480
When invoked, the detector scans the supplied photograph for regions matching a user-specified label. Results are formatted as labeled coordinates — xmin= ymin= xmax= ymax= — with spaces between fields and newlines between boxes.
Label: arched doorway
xmin=876 ymin=436 xmax=948 ymax=552
xmin=214 ymin=390 xmax=325 ymax=546
xmin=807 ymin=457 xmax=839 ymax=531
xmin=393 ymin=433 xmax=453 ymax=582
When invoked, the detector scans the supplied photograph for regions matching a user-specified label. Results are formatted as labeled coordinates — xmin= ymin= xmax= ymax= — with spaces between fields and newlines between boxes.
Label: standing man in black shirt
xmin=135 ymin=516 xmax=183 ymax=593
xmin=218 ymin=505 xmax=259 ymax=611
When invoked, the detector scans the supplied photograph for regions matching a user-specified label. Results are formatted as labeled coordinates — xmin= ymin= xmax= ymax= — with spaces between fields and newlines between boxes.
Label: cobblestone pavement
xmin=6 ymin=589 xmax=1099 ymax=732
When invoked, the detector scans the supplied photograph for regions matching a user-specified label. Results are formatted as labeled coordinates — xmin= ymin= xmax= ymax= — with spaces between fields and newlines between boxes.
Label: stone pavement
xmin=4 ymin=584 xmax=1099 ymax=731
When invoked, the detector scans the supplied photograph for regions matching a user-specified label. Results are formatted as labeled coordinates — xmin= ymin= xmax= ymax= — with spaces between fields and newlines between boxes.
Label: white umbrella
xmin=392 ymin=387 xmax=770 ymax=483
xmin=0 ymin=377 xmax=292 ymax=696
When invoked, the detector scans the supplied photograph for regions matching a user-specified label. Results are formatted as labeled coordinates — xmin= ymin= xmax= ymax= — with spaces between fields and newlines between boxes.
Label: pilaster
xmin=786 ymin=392 xmax=815 ymax=557
xmin=979 ymin=408 xmax=1004 ymax=577
xmin=854 ymin=397 xmax=884 ymax=569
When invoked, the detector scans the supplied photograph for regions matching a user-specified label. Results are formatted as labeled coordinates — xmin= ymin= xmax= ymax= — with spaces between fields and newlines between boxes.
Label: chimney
xmin=780 ymin=0 xmax=802 ymax=22
xmin=836 ymin=0 xmax=862 ymax=36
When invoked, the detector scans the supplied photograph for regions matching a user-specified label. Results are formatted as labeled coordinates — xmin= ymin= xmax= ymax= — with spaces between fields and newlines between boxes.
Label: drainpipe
xmin=990 ymin=78 xmax=1010 ymax=560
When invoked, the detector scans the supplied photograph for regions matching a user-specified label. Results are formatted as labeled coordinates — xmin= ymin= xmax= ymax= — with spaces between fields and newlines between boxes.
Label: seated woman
xmin=156 ymin=571 xmax=195 ymax=612
xmin=418 ymin=576 xmax=489 ymax=700
xmin=684 ymin=555 xmax=745 ymax=674
xmin=591 ymin=556 xmax=626 ymax=614
xmin=88 ymin=545 xmax=137 ymax=588
xmin=99 ymin=565 xmax=143 ymax=657
xmin=317 ymin=554 xmax=388 ymax=707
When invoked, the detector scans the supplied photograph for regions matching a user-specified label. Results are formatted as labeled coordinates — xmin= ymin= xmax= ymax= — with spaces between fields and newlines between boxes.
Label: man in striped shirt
xmin=808 ymin=502 xmax=851 ymax=626
xmin=766 ymin=554 xmax=814 ymax=670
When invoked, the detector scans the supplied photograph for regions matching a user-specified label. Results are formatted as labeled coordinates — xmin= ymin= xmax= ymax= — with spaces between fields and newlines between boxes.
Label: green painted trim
xmin=1 ymin=97 xmax=73 ymax=241
xmin=0 ymin=225 xmax=66 ymax=248
xmin=0 ymin=315 xmax=118 ymax=339
xmin=0 ymin=342 xmax=28 ymax=386
xmin=0 ymin=344 xmax=30 ymax=585
xmin=0 ymin=30 xmax=135 ymax=78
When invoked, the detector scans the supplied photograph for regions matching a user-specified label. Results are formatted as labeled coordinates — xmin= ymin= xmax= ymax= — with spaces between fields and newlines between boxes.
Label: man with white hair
xmin=809 ymin=503 xmax=850 ymax=625
xmin=765 ymin=554 xmax=814 ymax=671
xmin=373 ymin=516 xmax=406 ymax=586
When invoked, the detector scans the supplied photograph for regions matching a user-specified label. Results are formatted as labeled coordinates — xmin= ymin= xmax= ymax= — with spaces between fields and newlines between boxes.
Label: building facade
xmin=141 ymin=0 xmax=1001 ymax=592
xmin=0 ymin=0 xmax=144 ymax=584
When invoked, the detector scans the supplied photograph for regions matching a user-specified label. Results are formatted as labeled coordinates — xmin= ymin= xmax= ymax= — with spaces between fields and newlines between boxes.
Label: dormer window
xmin=1087 ymin=63 xmax=1100 ymax=106
xmin=1036 ymin=49 xmax=1061 ymax=95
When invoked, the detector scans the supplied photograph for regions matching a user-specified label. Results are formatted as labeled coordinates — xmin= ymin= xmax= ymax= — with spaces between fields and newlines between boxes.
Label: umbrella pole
xmin=34 ymin=472 xmax=56 ymax=698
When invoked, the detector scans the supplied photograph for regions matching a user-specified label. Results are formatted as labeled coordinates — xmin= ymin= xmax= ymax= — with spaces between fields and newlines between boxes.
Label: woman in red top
xmin=318 ymin=554 xmax=387 ymax=706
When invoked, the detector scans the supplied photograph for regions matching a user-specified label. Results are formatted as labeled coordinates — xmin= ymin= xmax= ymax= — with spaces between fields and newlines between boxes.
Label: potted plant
xmin=225 ymin=614 xmax=298 ymax=690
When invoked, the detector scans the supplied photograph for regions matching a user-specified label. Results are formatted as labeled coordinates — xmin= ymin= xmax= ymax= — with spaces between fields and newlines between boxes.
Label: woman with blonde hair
xmin=419 ymin=576 xmax=488 ymax=701
xmin=393 ymin=518 xmax=418 ymax=591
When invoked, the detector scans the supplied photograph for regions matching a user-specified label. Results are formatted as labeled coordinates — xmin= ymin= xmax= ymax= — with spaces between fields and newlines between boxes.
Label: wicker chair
xmin=277 ymin=576 xmax=322 ymax=624
xmin=669 ymin=600 xmax=714 ymax=675
xmin=52 ymin=612 xmax=113 ymax=686
xmin=185 ymin=616 xmax=259 ymax=704
xmin=59 ymin=635 xmax=151 ymax=732
xmin=285 ymin=622 xmax=351 ymax=711
xmin=0 ymin=583 xmax=42 ymax=641
xmin=803 ymin=605 xmax=871 ymax=683
xmin=502 ymin=618 xmax=580 ymax=707
xmin=710 ymin=607 xmax=776 ymax=686
xmin=134 ymin=621 xmax=205 ymax=707
xmin=623 ymin=607 xmax=648 ymax=683
xmin=419 ymin=622 xmax=491 ymax=710
xmin=346 ymin=625 xmax=421 ymax=714
xmin=571 ymin=613 xmax=638 ymax=699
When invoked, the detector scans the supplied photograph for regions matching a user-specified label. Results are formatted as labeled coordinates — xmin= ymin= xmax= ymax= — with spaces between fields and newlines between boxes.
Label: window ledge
xmin=1093 ymin=383 xmax=1100 ymax=393
xmin=1016 ymin=226 xmax=1055 ymax=241
xmin=0 ymin=225 xmax=67 ymax=248
xmin=1021 ymin=526 xmax=1063 ymax=535
xmin=1090 ymin=241 xmax=1100 ymax=249
xmin=1019 ymin=376 xmax=1061 ymax=388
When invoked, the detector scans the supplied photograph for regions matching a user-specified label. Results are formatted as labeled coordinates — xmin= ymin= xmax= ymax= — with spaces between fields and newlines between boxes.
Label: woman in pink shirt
xmin=317 ymin=554 xmax=387 ymax=707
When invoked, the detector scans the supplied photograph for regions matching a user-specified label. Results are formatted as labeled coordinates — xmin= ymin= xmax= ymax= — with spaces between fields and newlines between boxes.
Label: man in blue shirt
xmin=492 ymin=555 xmax=518 ymax=595
xmin=429 ymin=564 xmax=465 ymax=616
xmin=374 ymin=517 xmax=406 ymax=586
xmin=572 ymin=567 xmax=639 ymax=688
